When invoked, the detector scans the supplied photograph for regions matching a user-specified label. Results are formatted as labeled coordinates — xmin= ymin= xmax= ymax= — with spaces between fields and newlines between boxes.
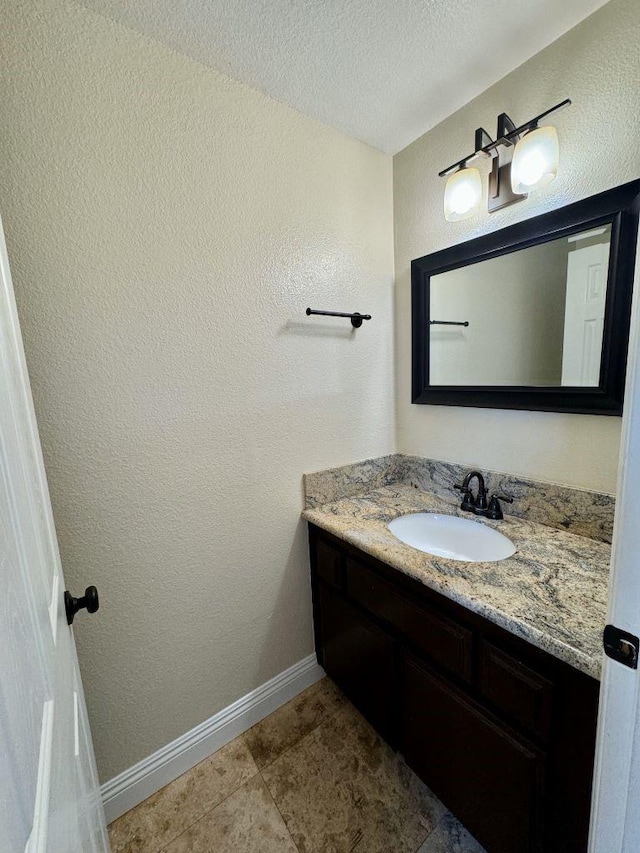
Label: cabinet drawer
xmin=315 ymin=538 xmax=343 ymax=589
xmin=345 ymin=558 xmax=472 ymax=682
xmin=403 ymin=654 xmax=545 ymax=853
xmin=479 ymin=641 xmax=553 ymax=741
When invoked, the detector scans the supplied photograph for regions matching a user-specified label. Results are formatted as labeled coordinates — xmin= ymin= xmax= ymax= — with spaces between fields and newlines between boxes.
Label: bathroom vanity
xmin=304 ymin=463 xmax=610 ymax=853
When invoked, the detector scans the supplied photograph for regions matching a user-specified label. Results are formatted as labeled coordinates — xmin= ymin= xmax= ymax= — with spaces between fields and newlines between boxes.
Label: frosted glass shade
xmin=511 ymin=126 xmax=559 ymax=194
xmin=444 ymin=167 xmax=482 ymax=221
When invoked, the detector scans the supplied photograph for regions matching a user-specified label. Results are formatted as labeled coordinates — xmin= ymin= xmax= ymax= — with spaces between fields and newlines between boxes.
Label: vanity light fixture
xmin=439 ymin=99 xmax=570 ymax=220
xmin=511 ymin=126 xmax=559 ymax=194
xmin=443 ymin=166 xmax=483 ymax=221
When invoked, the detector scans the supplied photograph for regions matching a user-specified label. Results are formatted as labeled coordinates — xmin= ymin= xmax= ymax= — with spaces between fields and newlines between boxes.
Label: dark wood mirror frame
xmin=411 ymin=180 xmax=640 ymax=415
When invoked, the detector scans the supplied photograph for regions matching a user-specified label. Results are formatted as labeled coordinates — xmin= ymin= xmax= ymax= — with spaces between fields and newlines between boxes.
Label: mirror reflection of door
xmin=428 ymin=223 xmax=612 ymax=388
xmin=561 ymin=231 xmax=611 ymax=386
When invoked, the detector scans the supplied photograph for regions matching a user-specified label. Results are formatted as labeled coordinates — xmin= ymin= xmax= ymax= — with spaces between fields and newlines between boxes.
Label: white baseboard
xmin=101 ymin=654 xmax=324 ymax=824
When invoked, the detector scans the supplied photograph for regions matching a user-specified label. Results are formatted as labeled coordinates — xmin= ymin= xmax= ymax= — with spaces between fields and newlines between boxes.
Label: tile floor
xmin=108 ymin=678 xmax=486 ymax=853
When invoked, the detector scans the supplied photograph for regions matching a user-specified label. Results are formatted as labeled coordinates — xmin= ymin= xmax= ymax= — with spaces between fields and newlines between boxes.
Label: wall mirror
xmin=412 ymin=181 xmax=640 ymax=414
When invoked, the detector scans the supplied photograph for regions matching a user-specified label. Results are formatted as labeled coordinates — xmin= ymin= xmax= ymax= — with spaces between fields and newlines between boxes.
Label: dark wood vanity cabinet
xmin=308 ymin=524 xmax=600 ymax=853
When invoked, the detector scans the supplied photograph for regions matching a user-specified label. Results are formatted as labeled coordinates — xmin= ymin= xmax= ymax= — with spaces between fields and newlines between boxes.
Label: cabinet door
xmin=402 ymin=654 xmax=545 ymax=853
xmin=318 ymin=582 xmax=395 ymax=741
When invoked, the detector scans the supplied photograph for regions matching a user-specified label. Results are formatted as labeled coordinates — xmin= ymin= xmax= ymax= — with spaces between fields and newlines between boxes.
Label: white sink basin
xmin=388 ymin=513 xmax=515 ymax=563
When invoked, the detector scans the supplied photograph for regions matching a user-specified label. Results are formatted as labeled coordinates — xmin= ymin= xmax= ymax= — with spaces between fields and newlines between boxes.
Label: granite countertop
xmin=303 ymin=483 xmax=611 ymax=680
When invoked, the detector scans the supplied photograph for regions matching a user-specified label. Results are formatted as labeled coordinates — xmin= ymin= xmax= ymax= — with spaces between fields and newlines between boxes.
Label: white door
xmin=589 ymin=234 xmax=640 ymax=851
xmin=561 ymin=240 xmax=610 ymax=386
xmin=0 ymin=215 xmax=109 ymax=853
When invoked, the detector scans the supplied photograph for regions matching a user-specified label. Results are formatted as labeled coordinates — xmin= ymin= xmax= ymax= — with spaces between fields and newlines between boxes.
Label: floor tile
xmin=262 ymin=701 xmax=445 ymax=853
xmin=244 ymin=677 xmax=346 ymax=770
xmin=417 ymin=811 xmax=487 ymax=853
xmin=108 ymin=737 xmax=258 ymax=853
xmin=163 ymin=774 xmax=298 ymax=853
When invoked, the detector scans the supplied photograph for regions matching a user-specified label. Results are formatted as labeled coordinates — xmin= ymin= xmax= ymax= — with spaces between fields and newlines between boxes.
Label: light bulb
xmin=511 ymin=126 xmax=559 ymax=194
xmin=444 ymin=167 xmax=482 ymax=222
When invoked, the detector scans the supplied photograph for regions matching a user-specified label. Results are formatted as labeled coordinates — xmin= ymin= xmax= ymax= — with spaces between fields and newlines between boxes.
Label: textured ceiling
xmin=81 ymin=0 xmax=609 ymax=153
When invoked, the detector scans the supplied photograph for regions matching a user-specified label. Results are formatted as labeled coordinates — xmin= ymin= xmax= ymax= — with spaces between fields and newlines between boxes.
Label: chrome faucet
xmin=454 ymin=470 xmax=513 ymax=519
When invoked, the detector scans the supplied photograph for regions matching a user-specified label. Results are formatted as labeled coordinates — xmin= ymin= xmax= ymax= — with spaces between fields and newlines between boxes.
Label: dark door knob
xmin=65 ymin=586 xmax=99 ymax=625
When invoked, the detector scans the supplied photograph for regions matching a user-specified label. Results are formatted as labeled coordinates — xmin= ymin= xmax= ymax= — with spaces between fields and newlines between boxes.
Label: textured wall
xmin=394 ymin=0 xmax=640 ymax=494
xmin=1 ymin=0 xmax=394 ymax=781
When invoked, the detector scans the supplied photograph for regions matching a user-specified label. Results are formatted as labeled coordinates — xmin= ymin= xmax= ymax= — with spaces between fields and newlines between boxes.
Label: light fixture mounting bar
xmin=438 ymin=98 xmax=571 ymax=177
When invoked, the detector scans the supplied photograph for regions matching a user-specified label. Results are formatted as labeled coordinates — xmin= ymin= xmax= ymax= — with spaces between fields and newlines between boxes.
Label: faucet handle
xmin=454 ymin=483 xmax=475 ymax=512
xmin=486 ymin=493 xmax=514 ymax=520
